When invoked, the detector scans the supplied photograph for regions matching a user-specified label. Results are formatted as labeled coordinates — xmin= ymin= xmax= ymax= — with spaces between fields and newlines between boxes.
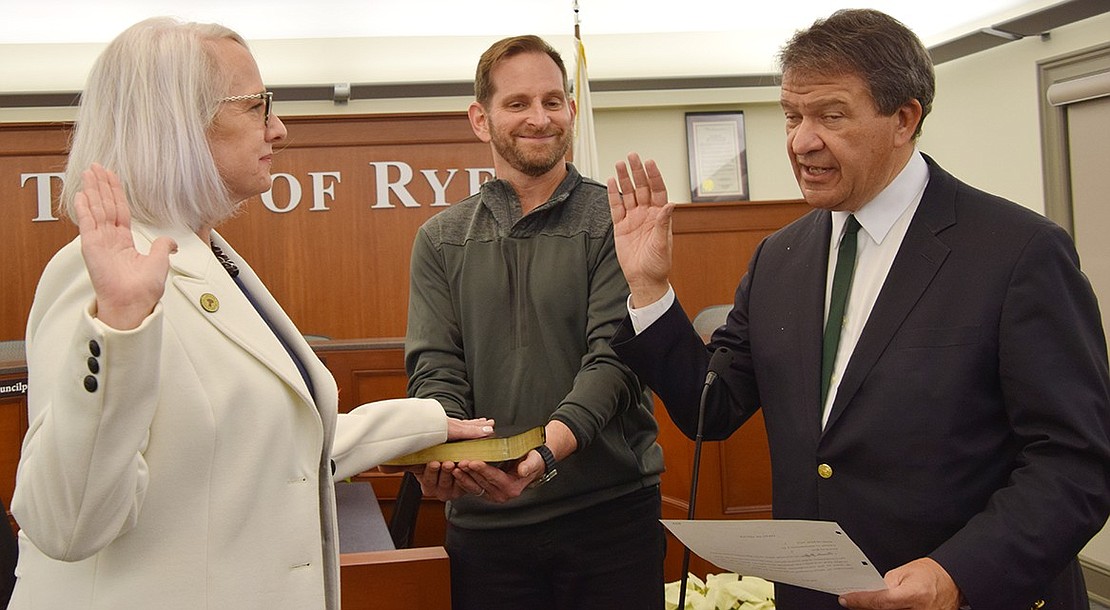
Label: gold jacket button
xmin=817 ymin=463 xmax=833 ymax=479
xmin=200 ymin=293 xmax=220 ymax=313
xmin=1029 ymin=600 xmax=1045 ymax=610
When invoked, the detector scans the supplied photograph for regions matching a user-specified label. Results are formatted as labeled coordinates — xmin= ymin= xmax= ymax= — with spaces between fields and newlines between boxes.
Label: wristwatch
xmin=529 ymin=445 xmax=558 ymax=488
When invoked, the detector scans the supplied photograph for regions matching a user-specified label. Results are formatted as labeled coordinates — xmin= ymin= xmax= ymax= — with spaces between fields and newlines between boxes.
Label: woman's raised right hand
xmin=75 ymin=163 xmax=177 ymax=330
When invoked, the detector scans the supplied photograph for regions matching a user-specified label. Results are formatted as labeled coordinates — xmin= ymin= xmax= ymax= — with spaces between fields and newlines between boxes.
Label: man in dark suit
xmin=606 ymin=9 xmax=1110 ymax=610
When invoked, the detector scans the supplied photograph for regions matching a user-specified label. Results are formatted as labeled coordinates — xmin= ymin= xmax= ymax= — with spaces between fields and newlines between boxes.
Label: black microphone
xmin=677 ymin=347 xmax=733 ymax=609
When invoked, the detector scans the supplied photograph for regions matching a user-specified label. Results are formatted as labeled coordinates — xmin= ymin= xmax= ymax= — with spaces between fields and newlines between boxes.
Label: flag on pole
xmin=572 ymin=27 xmax=600 ymax=180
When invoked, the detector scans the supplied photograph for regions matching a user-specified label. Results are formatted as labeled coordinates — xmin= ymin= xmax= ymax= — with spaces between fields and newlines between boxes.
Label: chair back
xmin=388 ymin=472 xmax=423 ymax=549
xmin=692 ymin=304 xmax=732 ymax=342
xmin=0 ymin=340 xmax=24 ymax=363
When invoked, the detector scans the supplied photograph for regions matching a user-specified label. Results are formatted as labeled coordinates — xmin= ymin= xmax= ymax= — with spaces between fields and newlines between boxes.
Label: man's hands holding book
xmin=384 ymin=420 xmax=578 ymax=503
xmin=439 ymin=420 xmax=577 ymax=502
xmin=415 ymin=453 xmax=545 ymax=503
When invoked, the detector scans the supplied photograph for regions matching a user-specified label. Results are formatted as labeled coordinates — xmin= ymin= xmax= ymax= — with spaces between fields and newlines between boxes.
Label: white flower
xmin=665 ymin=573 xmax=775 ymax=610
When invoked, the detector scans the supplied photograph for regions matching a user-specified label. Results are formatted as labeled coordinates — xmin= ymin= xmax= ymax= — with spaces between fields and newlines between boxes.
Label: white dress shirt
xmin=630 ymin=150 xmax=930 ymax=429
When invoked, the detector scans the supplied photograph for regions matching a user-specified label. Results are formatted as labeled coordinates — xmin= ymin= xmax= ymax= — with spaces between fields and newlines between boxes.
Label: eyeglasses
xmin=217 ymin=91 xmax=273 ymax=125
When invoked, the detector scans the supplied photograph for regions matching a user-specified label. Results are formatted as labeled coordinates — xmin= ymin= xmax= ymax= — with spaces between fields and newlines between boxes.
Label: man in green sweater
xmin=404 ymin=34 xmax=665 ymax=610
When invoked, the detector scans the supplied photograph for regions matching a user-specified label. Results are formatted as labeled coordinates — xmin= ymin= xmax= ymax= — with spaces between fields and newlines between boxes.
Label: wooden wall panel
xmin=216 ymin=114 xmax=493 ymax=340
xmin=313 ymin=339 xmax=409 ymax=413
xmin=0 ymin=124 xmax=77 ymax=341
xmin=0 ymin=387 xmax=27 ymax=510
xmin=0 ymin=364 xmax=28 ymax=533
xmin=321 ymin=202 xmax=812 ymax=580
xmin=663 ymin=201 xmax=808 ymax=523
xmin=0 ymin=115 xmax=492 ymax=342
xmin=658 ymin=200 xmax=809 ymax=579
xmin=669 ymin=200 xmax=810 ymax=315
xmin=1 ymin=115 xmax=810 ymax=585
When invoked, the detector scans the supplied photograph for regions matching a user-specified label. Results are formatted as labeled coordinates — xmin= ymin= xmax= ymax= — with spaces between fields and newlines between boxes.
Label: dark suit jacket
xmin=613 ymin=156 xmax=1110 ymax=610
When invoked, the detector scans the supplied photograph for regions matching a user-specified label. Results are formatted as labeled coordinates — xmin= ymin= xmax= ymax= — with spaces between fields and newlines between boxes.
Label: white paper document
xmin=661 ymin=519 xmax=887 ymax=595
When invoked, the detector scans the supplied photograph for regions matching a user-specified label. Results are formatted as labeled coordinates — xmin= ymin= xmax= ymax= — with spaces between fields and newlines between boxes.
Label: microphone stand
xmin=677 ymin=347 xmax=730 ymax=610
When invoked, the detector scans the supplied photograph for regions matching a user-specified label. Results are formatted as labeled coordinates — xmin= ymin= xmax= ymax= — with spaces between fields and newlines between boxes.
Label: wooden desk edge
xmin=340 ymin=545 xmax=448 ymax=566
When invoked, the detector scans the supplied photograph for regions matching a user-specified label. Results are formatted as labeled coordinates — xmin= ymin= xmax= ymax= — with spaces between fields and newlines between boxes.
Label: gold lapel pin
xmin=200 ymin=293 xmax=220 ymax=313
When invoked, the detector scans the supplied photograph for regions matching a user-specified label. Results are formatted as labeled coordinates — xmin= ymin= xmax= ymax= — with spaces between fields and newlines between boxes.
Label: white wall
xmin=592 ymin=98 xmax=800 ymax=203
xmin=7 ymin=11 xmax=1107 ymax=208
xmin=584 ymin=10 xmax=1110 ymax=208
xmin=922 ymin=10 xmax=1110 ymax=215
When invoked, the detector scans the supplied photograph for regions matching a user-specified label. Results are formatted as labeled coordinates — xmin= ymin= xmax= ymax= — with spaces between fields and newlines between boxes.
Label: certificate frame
xmin=685 ymin=111 xmax=750 ymax=202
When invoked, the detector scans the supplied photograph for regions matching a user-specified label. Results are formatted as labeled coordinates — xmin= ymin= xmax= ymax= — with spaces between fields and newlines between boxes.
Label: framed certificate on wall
xmin=685 ymin=111 xmax=749 ymax=202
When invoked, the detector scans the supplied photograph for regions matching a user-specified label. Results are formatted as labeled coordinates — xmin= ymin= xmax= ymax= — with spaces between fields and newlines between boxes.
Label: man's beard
xmin=490 ymin=122 xmax=572 ymax=177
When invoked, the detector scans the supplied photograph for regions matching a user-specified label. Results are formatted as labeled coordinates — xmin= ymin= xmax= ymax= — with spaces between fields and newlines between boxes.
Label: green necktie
xmin=820 ymin=215 xmax=861 ymax=406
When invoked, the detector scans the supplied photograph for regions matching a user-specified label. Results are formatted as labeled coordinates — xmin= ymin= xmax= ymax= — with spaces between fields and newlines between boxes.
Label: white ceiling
xmin=0 ymin=0 xmax=1073 ymax=87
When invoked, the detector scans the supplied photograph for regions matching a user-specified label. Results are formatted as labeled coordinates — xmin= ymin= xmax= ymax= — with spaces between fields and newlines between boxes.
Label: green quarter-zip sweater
xmin=405 ymin=164 xmax=664 ymax=529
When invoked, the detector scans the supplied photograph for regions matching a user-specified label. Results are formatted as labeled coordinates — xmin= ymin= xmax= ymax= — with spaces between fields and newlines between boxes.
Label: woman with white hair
xmin=8 ymin=17 xmax=490 ymax=609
